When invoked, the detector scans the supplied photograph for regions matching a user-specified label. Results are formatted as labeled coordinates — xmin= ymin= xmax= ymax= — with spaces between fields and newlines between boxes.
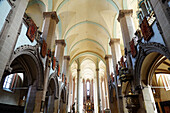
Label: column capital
xmin=96 ymin=68 xmax=99 ymax=71
xmin=43 ymin=11 xmax=59 ymax=23
xmin=64 ymin=56 xmax=70 ymax=61
xmin=109 ymin=38 xmax=120 ymax=46
xmin=55 ymin=39 xmax=66 ymax=47
xmin=77 ymin=69 xmax=80 ymax=71
xmin=105 ymin=55 xmax=112 ymax=60
xmin=117 ymin=9 xmax=133 ymax=22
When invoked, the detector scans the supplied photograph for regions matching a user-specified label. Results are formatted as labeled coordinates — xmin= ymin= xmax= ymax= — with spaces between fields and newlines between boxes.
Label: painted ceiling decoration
xmin=27 ymin=0 xmax=138 ymax=79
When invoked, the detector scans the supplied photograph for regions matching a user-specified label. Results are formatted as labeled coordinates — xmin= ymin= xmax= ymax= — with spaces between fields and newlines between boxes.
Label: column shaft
xmin=47 ymin=94 xmax=55 ymax=113
xmin=63 ymin=56 xmax=70 ymax=112
xmin=142 ymin=85 xmax=157 ymax=113
xmin=96 ymin=68 xmax=100 ymax=113
xmin=105 ymin=55 xmax=112 ymax=109
xmin=118 ymin=10 xmax=135 ymax=69
xmin=76 ymin=69 xmax=80 ymax=112
xmin=41 ymin=57 xmax=51 ymax=112
xmin=104 ymin=77 xmax=109 ymax=109
xmin=91 ymin=79 xmax=94 ymax=102
xmin=100 ymin=77 xmax=105 ymax=112
xmin=68 ymin=74 xmax=72 ymax=112
xmin=54 ymin=99 xmax=59 ymax=113
xmin=24 ymin=83 xmax=37 ymax=113
xmin=34 ymin=91 xmax=43 ymax=113
xmin=42 ymin=12 xmax=59 ymax=50
xmin=55 ymin=40 xmax=66 ymax=74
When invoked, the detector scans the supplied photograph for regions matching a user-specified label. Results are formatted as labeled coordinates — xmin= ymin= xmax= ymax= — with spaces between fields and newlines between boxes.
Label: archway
xmin=0 ymin=45 xmax=44 ymax=113
xmin=43 ymin=73 xmax=59 ymax=113
xmin=59 ymin=87 xmax=66 ymax=113
xmin=135 ymin=43 xmax=170 ymax=113
xmin=141 ymin=53 xmax=170 ymax=113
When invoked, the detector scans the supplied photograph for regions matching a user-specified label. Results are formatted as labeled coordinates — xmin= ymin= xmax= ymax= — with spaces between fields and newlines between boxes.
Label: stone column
xmin=142 ymin=85 xmax=157 ymax=113
xmin=72 ymin=77 xmax=76 ymax=105
xmin=0 ymin=0 xmax=29 ymax=81
xmin=109 ymin=38 xmax=121 ymax=69
xmin=63 ymin=56 xmax=70 ymax=112
xmin=55 ymin=39 xmax=66 ymax=74
xmin=100 ymin=77 xmax=105 ymax=113
xmin=76 ymin=68 xmax=80 ymax=113
xmin=54 ymin=99 xmax=59 ymax=113
xmin=42 ymin=11 xmax=59 ymax=50
xmin=83 ymin=79 xmax=85 ymax=104
xmin=96 ymin=68 xmax=100 ymax=113
xmin=47 ymin=93 xmax=55 ymax=113
xmin=105 ymin=55 xmax=113 ymax=109
xmin=150 ymin=0 xmax=170 ymax=52
xmin=117 ymin=10 xmax=135 ymax=69
xmin=63 ymin=56 xmax=70 ymax=78
xmin=34 ymin=90 xmax=44 ymax=113
xmin=68 ymin=74 xmax=73 ymax=112
xmin=107 ymin=38 xmax=121 ymax=113
xmin=63 ymin=101 xmax=67 ymax=113
xmin=109 ymin=39 xmax=123 ymax=113
xmin=41 ymin=56 xmax=51 ymax=112
xmin=91 ymin=79 xmax=94 ymax=102
xmin=104 ymin=77 xmax=108 ymax=109
xmin=24 ymin=82 xmax=37 ymax=113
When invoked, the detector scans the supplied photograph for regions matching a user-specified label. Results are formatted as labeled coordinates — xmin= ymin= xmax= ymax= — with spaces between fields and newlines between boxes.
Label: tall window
xmin=87 ymin=81 xmax=90 ymax=96
xmin=156 ymin=74 xmax=170 ymax=91
xmin=3 ymin=73 xmax=23 ymax=92
xmin=0 ymin=0 xmax=11 ymax=32
xmin=3 ymin=74 xmax=14 ymax=91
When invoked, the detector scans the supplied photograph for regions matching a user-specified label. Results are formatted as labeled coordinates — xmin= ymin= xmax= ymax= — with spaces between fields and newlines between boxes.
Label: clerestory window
xmin=87 ymin=81 xmax=90 ymax=96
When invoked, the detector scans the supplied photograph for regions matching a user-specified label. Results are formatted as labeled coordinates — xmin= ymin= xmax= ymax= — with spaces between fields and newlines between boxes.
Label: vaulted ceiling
xmin=27 ymin=0 xmax=138 ymax=80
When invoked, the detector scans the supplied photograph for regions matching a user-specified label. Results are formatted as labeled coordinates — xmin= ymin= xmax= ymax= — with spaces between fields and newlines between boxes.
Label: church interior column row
xmin=40 ymin=11 xmax=59 ymax=113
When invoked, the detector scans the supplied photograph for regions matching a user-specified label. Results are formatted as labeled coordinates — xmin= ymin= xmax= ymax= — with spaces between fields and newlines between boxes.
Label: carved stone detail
xmin=117 ymin=10 xmax=133 ymax=22
xmin=109 ymin=38 xmax=120 ymax=46
xmin=7 ymin=44 xmax=44 ymax=90
xmin=43 ymin=11 xmax=59 ymax=23
xmin=64 ymin=56 xmax=70 ymax=61
xmin=104 ymin=55 xmax=112 ymax=60
xmin=134 ymin=42 xmax=170 ymax=90
xmin=55 ymin=39 xmax=66 ymax=47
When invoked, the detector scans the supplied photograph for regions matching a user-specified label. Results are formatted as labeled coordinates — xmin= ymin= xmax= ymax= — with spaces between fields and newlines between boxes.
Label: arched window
xmin=156 ymin=74 xmax=170 ymax=91
xmin=3 ymin=73 xmax=23 ymax=92
xmin=87 ymin=81 xmax=90 ymax=96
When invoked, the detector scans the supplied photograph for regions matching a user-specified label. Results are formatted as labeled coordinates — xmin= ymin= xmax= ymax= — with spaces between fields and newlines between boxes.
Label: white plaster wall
xmin=14 ymin=23 xmax=37 ymax=50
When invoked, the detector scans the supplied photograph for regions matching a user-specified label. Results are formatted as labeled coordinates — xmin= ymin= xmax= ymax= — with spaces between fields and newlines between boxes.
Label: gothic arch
xmin=60 ymin=87 xmax=66 ymax=103
xmin=134 ymin=42 xmax=170 ymax=89
xmin=4 ymin=44 xmax=44 ymax=89
xmin=48 ymin=73 xmax=59 ymax=99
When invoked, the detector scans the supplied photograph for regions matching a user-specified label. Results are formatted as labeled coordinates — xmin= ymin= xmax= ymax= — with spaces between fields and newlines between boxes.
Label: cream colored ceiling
xmin=27 ymin=0 xmax=138 ymax=79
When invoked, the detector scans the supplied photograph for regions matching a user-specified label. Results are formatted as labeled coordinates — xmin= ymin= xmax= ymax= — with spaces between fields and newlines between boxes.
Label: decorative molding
xmin=7 ymin=44 xmax=44 ymax=90
xmin=64 ymin=56 xmax=70 ymax=60
xmin=96 ymin=68 xmax=99 ymax=71
xmin=43 ymin=11 xmax=59 ymax=23
xmin=55 ymin=39 xmax=66 ymax=47
xmin=109 ymin=38 xmax=120 ymax=46
xmin=134 ymin=42 xmax=170 ymax=90
xmin=117 ymin=9 xmax=133 ymax=22
xmin=105 ymin=55 xmax=112 ymax=60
